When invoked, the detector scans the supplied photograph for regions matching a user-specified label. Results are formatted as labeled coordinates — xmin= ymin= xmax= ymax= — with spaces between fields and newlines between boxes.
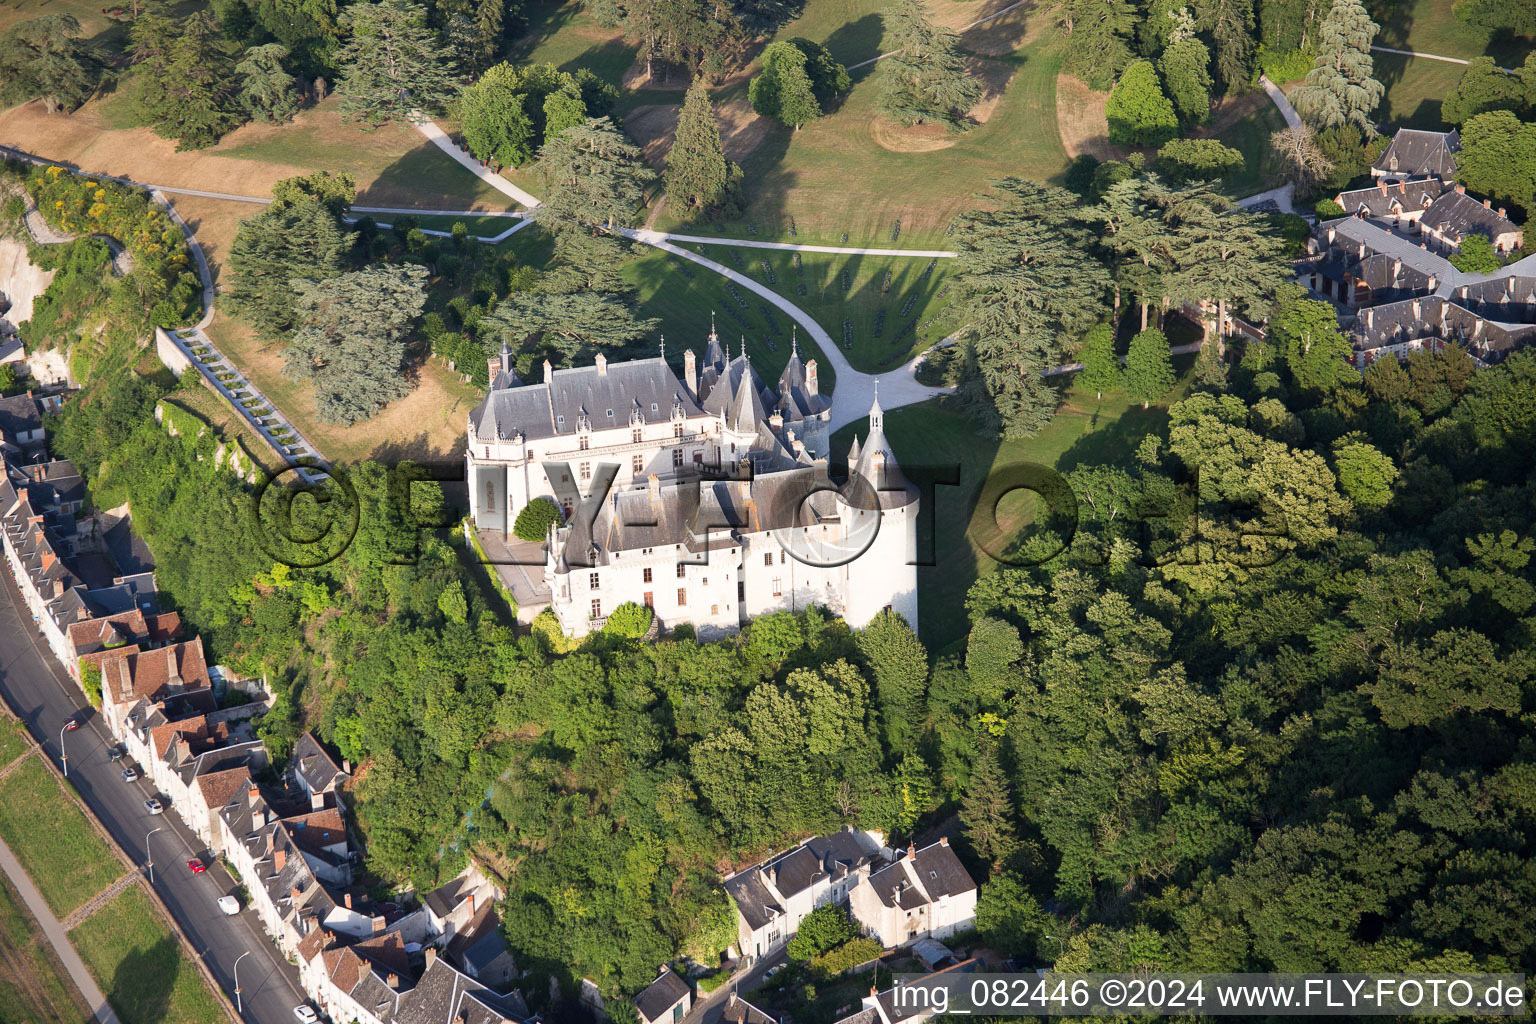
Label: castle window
xmin=633 ymin=429 xmax=643 ymax=443
xmin=589 ymin=572 xmax=600 ymax=589
xmin=738 ymin=581 xmax=745 ymax=601
xmin=633 ymin=454 xmax=644 ymax=473
xmin=651 ymin=403 xmax=659 ymax=412
xmin=643 ymin=567 xmax=653 ymax=583
xmin=673 ymin=449 xmax=683 ymax=468
xmin=674 ymin=423 xmax=684 ymax=438
xmin=764 ymin=552 xmax=773 ymax=566
xmin=591 ymin=599 xmax=602 ymax=618
xmin=779 ymin=551 xmax=786 ymax=565
xmin=677 ymin=563 xmax=686 ymax=579
xmin=580 ymin=462 xmax=591 ymax=481
xmin=711 ymin=605 xmax=719 ymax=615
xmin=579 ymin=436 xmax=589 ymax=451
xmin=678 ymin=588 xmax=687 ymax=606
xmin=772 ymin=578 xmax=782 ymax=597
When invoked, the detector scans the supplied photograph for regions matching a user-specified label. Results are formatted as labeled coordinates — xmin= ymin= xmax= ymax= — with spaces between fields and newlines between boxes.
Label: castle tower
xmin=837 ymin=386 xmax=918 ymax=630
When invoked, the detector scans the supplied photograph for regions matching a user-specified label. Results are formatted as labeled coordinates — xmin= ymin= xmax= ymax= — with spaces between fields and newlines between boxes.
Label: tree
xmin=1078 ymin=323 xmax=1121 ymax=398
xmin=536 ymin=117 xmax=656 ymax=230
xmin=1450 ymin=233 xmax=1505 ymax=273
xmin=1166 ymin=186 xmax=1289 ymax=347
xmin=950 ymin=179 xmax=1113 ymax=435
xmin=604 ymin=602 xmax=654 ymax=638
xmin=1105 ymin=60 xmax=1179 ymax=148
xmin=542 ymin=86 xmax=587 ymax=141
xmin=1158 ymin=138 xmax=1244 ymax=181
xmin=1193 ymin=0 xmax=1255 ymax=87
xmin=1332 ymin=437 xmax=1398 ymax=510
xmin=1456 ymin=110 xmax=1536 ymax=213
xmin=0 ymin=364 xmax=16 ymax=395
xmin=1452 ymin=0 xmax=1536 ymax=37
xmin=127 ymin=11 xmax=243 ymax=150
xmin=749 ymin=41 xmax=822 ymax=129
xmin=876 ymin=0 xmax=982 ymax=131
xmin=857 ymin=609 xmax=928 ymax=756
xmin=1443 ymin=57 xmax=1528 ymax=124
xmin=1290 ymin=0 xmax=1383 ymax=134
xmin=482 ymin=290 xmax=661 ymax=360
xmin=623 ymin=0 xmax=727 ymax=83
xmin=1260 ymin=0 xmax=1327 ymax=53
xmin=0 ymin=14 xmax=95 ymax=113
xmin=335 ymin=0 xmax=460 ymax=128
xmin=271 ymin=170 xmax=358 ymax=218
xmin=786 ymin=903 xmax=857 ymax=960
xmin=1160 ymin=35 xmax=1213 ymax=125
xmin=236 ymin=43 xmax=300 ymax=123
xmin=1270 ymin=123 xmax=1335 ymax=194
xmin=667 ymin=79 xmax=742 ymax=215
xmin=787 ymin=37 xmax=850 ymax=107
xmin=1060 ymin=0 xmax=1136 ymax=91
xmin=459 ymin=63 xmax=536 ymax=167
xmin=226 ymin=196 xmax=352 ymax=335
xmin=960 ymin=736 xmax=1019 ymax=870
xmin=284 ymin=264 xmax=428 ymax=424
xmin=1124 ymin=326 xmax=1175 ymax=407
xmin=513 ymin=496 xmax=562 ymax=540
xmin=1269 ymin=286 xmax=1355 ymax=393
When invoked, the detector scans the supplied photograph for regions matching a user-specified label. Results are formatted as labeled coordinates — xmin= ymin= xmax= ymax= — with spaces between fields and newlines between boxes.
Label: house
xmin=848 ymin=838 xmax=977 ymax=948
xmin=721 ymin=992 xmax=777 ymax=1024
xmin=100 ymin=638 xmax=213 ymax=738
xmin=1335 ymin=178 xmax=1445 ymax=228
xmin=423 ymin=864 xmax=502 ymax=948
xmin=0 ymin=391 xmax=43 ymax=449
xmin=1372 ymin=128 xmax=1460 ymax=180
xmin=634 ymin=968 xmax=691 ymax=1024
xmin=465 ymin=330 xmax=918 ymax=639
xmin=722 ymin=828 xmax=884 ymax=960
xmin=290 ymin=731 xmax=350 ymax=809
xmin=832 ymin=959 xmax=983 ymax=1024
xmin=67 ymin=607 xmax=182 ymax=682
xmin=445 ymin=901 xmax=518 ymax=993
xmin=1418 ymin=187 xmax=1523 ymax=254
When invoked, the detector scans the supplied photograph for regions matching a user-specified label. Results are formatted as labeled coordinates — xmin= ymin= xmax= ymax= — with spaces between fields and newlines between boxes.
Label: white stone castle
xmin=465 ymin=326 xmax=918 ymax=639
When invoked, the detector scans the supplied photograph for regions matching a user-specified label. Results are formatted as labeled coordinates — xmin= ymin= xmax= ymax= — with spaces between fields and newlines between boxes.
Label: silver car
xmin=144 ymin=798 xmax=164 ymax=815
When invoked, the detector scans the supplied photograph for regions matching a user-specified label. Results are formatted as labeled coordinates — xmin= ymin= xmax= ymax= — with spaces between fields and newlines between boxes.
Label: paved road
xmin=1258 ymin=74 xmax=1303 ymax=130
xmin=681 ymin=954 xmax=786 ymax=1024
xmin=0 ymin=835 xmax=122 ymax=1024
xmin=1369 ymin=45 xmax=1468 ymax=65
xmin=0 ymin=568 xmax=307 ymax=1024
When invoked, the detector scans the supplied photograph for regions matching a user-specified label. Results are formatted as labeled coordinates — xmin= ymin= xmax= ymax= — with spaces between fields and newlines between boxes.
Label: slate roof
xmin=17 ymin=459 xmax=84 ymax=509
xmin=291 ymin=732 xmax=347 ymax=795
xmin=1372 ymin=128 xmax=1460 ymax=179
xmin=1336 ymin=179 xmax=1445 ymax=221
xmin=470 ymin=356 xmax=702 ymax=443
xmin=1420 ymin=190 xmax=1521 ymax=244
xmin=635 ymin=969 xmax=690 ymax=1024
xmin=0 ymin=392 xmax=41 ymax=443
xmin=723 ymin=829 xmax=880 ymax=932
xmin=391 ymin=956 xmax=530 ymax=1024
xmin=445 ymin=902 xmax=513 ymax=979
xmin=423 ymin=874 xmax=477 ymax=920
xmin=864 ymin=839 xmax=976 ymax=911
xmin=722 ymin=993 xmax=776 ymax=1024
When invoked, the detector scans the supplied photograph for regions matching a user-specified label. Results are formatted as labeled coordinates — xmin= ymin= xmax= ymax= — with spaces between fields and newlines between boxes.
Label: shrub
xmin=512 ymin=496 xmax=561 ymax=541
xmin=79 ymin=661 xmax=102 ymax=707
xmin=809 ymin=936 xmax=884 ymax=978
xmin=787 ymin=903 xmax=857 ymax=960
xmin=697 ymin=971 xmax=731 ymax=994
xmin=605 ymin=602 xmax=654 ymax=637
xmin=1315 ymin=198 xmax=1346 ymax=218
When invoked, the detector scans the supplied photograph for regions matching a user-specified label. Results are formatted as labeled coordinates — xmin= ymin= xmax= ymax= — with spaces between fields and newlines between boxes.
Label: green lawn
xmin=68 ymin=886 xmax=228 ymax=1024
xmin=0 ymin=717 xmax=27 ymax=767
xmin=1209 ymin=100 xmax=1289 ymax=198
xmin=0 ymin=873 xmax=90 ymax=1024
xmin=841 ymin=355 xmax=1197 ymax=653
xmin=510 ymin=0 xmax=636 ymax=86
xmin=1373 ymin=0 xmax=1532 ymax=64
xmin=0 ymin=759 xmax=122 ymax=919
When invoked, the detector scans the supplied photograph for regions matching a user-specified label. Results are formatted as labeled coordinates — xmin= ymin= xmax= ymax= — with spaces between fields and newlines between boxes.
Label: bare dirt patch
xmin=871 ymin=56 xmax=1013 ymax=151
xmin=1056 ymin=72 xmax=1125 ymax=162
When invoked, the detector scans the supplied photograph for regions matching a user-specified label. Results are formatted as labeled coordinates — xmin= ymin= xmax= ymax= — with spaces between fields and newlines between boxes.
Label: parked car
xmin=293 ymin=1005 xmax=320 ymax=1023
xmin=62 ymin=717 xmax=79 ymax=732
xmin=187 ymin=859 xmax=206 ymax=874
xmin=121 ymin=768 xmax=138 ymax=783
xmin=108 ymin=747 xmax=125 ymax=761
xmin=217 ymin=895 xmax=241 ymax=916
xmin=144 ymin=798 xmax=164 ymax=815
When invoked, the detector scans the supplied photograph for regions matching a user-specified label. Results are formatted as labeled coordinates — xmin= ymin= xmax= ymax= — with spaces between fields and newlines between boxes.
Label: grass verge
xmin=0 ymin=758 xmax=122 ymax=919
xmin=0 ymin=871 xmax=90 ymax=1024
xmin=0 ymin=717 xmax=27 ymax=767
xmin=68 ymin=885 xmax=227 ymax=1024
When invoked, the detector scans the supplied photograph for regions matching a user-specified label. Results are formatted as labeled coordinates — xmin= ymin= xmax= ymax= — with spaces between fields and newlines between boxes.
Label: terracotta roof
xmin=101 ymin=637 xmax=210 ymax=706
xmin=194 ymin=765 xmax=254 ymax=811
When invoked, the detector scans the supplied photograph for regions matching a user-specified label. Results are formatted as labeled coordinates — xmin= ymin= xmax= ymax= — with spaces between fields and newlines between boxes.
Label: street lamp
xmin=145 ymin=827 xmax=162 ymax=885
xmin=58 ymin=723 xmax=68 ymax=777
xmin=233 ymin=950 xmax=251 ymax=1014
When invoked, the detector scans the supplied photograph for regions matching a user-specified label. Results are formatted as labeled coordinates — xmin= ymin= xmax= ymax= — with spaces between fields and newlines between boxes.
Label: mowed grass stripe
xmin=0 ymin=758 xmax=122 ymax=919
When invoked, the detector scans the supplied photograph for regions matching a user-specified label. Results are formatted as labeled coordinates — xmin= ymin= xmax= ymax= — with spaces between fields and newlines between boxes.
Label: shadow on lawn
xmin=827 ymin=14 xmax=887 ymax=79
xmin=107 ymin=932 xmax=177 ymax=1024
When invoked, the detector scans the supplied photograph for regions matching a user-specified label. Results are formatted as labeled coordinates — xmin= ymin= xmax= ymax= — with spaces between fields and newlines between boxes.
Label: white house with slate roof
xmin=466 ymin=327 xmax=918 ymax=639
xmin=847 ymin=837 xmax=977 ymax=948
xmin=723 ymin=827 xmax=885 ymax=960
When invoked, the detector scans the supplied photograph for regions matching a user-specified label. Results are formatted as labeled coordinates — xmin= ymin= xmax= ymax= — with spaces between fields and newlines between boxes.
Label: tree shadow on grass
xmin=826 ymin=14 xmax=887 ymax=82
xmin=106 ymin=933 xmax=177 ymax=1024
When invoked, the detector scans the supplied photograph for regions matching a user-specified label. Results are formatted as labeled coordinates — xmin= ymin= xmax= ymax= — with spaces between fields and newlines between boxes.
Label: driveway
xmin=0 ymin=568 xmax=308 ymax=1024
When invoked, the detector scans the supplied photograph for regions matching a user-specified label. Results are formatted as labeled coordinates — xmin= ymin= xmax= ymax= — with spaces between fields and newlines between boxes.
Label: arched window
xmin=485 ymin=480 xmax=494 ymax=513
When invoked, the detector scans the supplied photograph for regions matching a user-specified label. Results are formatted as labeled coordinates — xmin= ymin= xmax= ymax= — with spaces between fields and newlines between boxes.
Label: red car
xmin=187 ymin=859 xmax=206 ymax=874
xmin=63 ymin=718 xmax=80 ymax=732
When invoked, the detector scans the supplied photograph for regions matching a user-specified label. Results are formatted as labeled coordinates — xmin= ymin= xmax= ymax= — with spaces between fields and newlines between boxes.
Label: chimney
xmin=425 ymin=947 xmax=437 ymax=968
xmin=387 ymin=973 xmax=399 ymax=990
xmin=1483 ymin=198 xmax=1492 ymax=209
xmin=371 ymin=915 xmax=386 ymax=934
xmin=543 ymin=359 xmax=553 ymax=383
xmin=311 ymin=791 xmax=325 ymax=811
xmin=805 ymin=360 xmax=818 ymax=396
xmin=939 ymin=836 xmax=949 ymax=847
xmin=344 ymin=892 xmax=353 ymax=909
xmin=467 ymin=893 xmax=476 ymax=915
xmin=274 ymin=847 xmax=287 ymax=871
xmin=290 ymin=885 xmax=301 ymax=902
xmin=684 ymin=350 xmax=697 ymax=396
xmin=1412 ymin=298 xmax=1421 ymax=320
xmin=248 ymin=784 xmax=260 ymax=804
xmin=1399 ymin=180 xmax=1407 ymax=194
xmin=1498 ymin=208 xmax=1506 ymax=218
xmin=647 ymin=473 xmax=660 ymax=503
xmin=595 ymin=352 xmax=608 ymax=376
xmin=906 ymin=842 xmax=916 ymax=857
xmin=1378 ymin=182 xmax=1387 ymax=195
xmin=870 ymin=986 xmax=878 ymax=998
xmin=1456 ymin=184 xmax=1466 ymax=194
xmin=487 ymin=356 xmax=501 ymax=383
